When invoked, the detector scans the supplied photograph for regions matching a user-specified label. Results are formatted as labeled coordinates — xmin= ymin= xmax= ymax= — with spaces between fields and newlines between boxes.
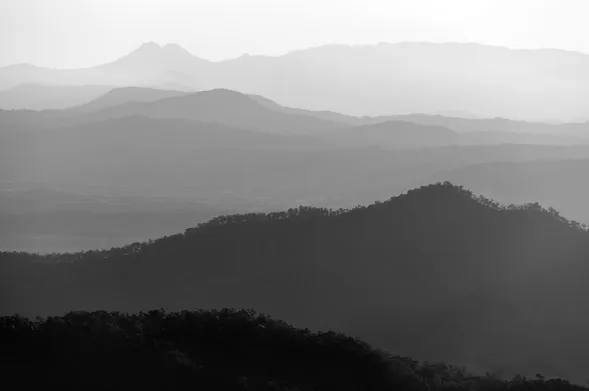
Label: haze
xmin=5 ymin=0 xmax=589 ymax=387
xmin=2 ymin=0 xmax=588 ymax=68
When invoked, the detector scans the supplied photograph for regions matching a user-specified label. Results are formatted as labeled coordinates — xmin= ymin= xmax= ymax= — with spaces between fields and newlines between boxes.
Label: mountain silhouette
xmin=427 ymin=159 xmax=589 ymax=224
xmin=71 ymin=86 xmax=190 ymax=113
xmin=4 ymin=87 xmax=589 ymax=149
xmin=81 ymin=89 xmax=343 ymax=134
xmin=331 ymin=120 xmax=474 ymax=149
xmin=390 ymin=114 xmax=589 ymax=138
xmin=98 ymin=42 xmax=210 ymax=74
xmin=5 ymin=106 xmax=589 ymax=210
xmin=3 ymin=42 xmax=589 ymax=120
xmin=247 ymin=93 xmax=365 ymax=125
xmin=2 ymin=183 xmax=589 ymax=382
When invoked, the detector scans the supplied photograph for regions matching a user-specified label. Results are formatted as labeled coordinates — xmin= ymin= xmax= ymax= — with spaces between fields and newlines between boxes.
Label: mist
xmin=2 ymin=1 xmax=589 ymax=389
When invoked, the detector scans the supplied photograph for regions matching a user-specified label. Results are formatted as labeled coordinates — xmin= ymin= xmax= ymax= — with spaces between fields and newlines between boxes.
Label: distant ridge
xmin=3 ymin=41 xmax=589 ymax=120
xmin=72 ymin=86 xmax=189 ymax=113
xmin=82 ymin=88 xmax=342 ymax=134
xmin=0 ymin=84 xmax=112 ymax=110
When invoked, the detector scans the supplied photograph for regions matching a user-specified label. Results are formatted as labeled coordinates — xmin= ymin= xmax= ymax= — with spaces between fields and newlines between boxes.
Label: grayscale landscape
xmin=2 ymin=1 xmax=589 ymax=389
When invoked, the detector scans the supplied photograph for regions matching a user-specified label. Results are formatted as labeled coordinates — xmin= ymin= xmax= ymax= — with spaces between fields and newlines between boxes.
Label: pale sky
xmin=0 ymin=0 xmax=587 ymax=69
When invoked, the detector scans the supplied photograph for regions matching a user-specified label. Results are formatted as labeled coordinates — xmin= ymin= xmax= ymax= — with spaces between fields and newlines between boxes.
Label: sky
xmin=0 ymin=0 xmax=588 ymax=69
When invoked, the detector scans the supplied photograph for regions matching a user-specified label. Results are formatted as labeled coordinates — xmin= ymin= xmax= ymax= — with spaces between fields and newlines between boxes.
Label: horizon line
xmin=3 ymin=40 xmax=589 ymax=71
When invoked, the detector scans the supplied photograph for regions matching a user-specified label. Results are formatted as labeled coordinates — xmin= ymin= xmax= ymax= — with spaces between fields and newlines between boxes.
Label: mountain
xmin=0 ymin=83 xmax=112 ymax=110
xmin=214 ymin=42 xmax=589 ymax=120
xmin=6 ymin=85 xmax=588 ymax=149
xmin=0 ymin=42 xmax=209 ymax=91
xmin=81 ymin=89 xmax=343 ymax=135
xmin=3 ymin=183 xmax=589 ymax=383
xmin=427 ymin=159 xmax=589 ymax=224
xmin=71 ymin=86 xmax=190 ymax=113
xmin=0 ymin=88 xmax=346 ymax=135
xmin=465 ymin=131 xmax=589 ymax=146
xmin=245 ymin=95 xmax=589 ymax=143
xmin=390 ymin=114 xmax=589 ymax=137
xmin=0 ymin=186 xmax=256 ymax=253
xmin=5 ymin=109 xmax=589 ymax=209
xmin=8 ymin=309 xmax=586 ymax=391
xmin=4 ymin=42 xmax=589 ymax=120
xmin=96 ymin=42 xmax=210 ymax=79
xmin=247 ymin=93 xmax=364 ymax=125
xmin=330 ymin=120 xmax=475 ymax=149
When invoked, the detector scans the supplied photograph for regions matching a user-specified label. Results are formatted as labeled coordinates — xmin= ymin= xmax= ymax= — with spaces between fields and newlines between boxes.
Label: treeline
xmin=1 ymin=308 xmax=586 ymax=391
xmin=2 ymin=182 xmax=586 ymax=264
xmin=3 ymin=182 xmax=589 ymax=381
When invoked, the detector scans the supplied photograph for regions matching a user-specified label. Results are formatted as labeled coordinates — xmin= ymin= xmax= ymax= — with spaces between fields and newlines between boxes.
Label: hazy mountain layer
xmin=0 ymin=84 xmax=112 ymax=110
xmin=3 ymin=42 xmax=589 ymax=120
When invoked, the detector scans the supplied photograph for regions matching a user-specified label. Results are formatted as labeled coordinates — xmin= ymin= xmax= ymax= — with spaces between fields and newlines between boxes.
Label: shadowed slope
xmin=2 ymin=183 xmax=589 ymax=382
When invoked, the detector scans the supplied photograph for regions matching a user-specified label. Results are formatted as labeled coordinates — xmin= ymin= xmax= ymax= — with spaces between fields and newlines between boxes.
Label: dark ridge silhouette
xmin=3 ymin=183 xmax=589 ymax=382
xmin=71 ymin=86 xmax=190 ymax=113
xmin=2 ymin=309 xmax=586 ymax=391
xmin=426 ymin=159 xmax=589 ymax=224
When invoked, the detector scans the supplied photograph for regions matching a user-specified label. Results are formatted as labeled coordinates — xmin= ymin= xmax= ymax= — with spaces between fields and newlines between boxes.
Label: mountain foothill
xmin=3 ymin=42 xmax=589 ymax=388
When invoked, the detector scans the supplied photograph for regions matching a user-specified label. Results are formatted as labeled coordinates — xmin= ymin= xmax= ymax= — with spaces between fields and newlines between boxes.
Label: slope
xmin=5 ymin=42 xmax=589 ymax=120
xmin=84 ymin=88 xmax=342 ymax=135
xmin=329 ymin=120 xmax=476 ymax=149
xmin=71 ymin=86 xmax=190 ymax=113
xmin=3 ymin=183 xmax=589 ymax=382
xmin=427 ymin=159 xmax=589 ymax=223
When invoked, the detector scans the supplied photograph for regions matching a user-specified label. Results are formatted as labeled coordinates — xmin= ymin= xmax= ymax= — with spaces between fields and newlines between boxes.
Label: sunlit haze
xmin=1 ymin=0 xmax=588 ymax=68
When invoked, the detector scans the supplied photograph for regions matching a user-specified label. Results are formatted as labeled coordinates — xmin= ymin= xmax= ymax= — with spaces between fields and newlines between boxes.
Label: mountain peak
xmin=99 ymin=42 xmax=207 ymax=74
xmin=163 ymin=43 xmax=189 ymax=53
xmin=133 ymin=41 xmax=162 ymax=54
xmin=129 ymin=42 xmax=195 ymax=58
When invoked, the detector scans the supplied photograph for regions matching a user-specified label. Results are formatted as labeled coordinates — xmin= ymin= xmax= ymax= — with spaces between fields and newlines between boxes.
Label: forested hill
xmin=2 ymin=309 xmax=587 ymax=391
xmin=2 ymin=182 xmax=589 ymax=381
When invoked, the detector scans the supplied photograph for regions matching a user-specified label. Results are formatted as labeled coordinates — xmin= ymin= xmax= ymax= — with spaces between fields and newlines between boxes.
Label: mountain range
xmin=3 ymin=42 xmax=589 ymax=121
xmin=3 ymin=183 xmax=589 ymax=383
xmin=4 ymin=40 xmax=589 ymax=385
xmin=4 ymin=83 xmax=589 ymax=252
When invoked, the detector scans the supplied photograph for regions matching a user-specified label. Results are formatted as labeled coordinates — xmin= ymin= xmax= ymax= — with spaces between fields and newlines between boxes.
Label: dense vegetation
xmin=3 ymin=182 xmax=589 ymax=381
xmin=2 ymin=308 xmax=586 ymax=391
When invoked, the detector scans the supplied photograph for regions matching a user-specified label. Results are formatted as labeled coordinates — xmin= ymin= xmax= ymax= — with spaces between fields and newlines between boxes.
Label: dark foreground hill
xmin=2 ymin=309 xmax=586 ymax=391
xmin=3 ymin=183 xmax=589 ymax=382
xmin=428 ymin=159 xmax=589 ymax=224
